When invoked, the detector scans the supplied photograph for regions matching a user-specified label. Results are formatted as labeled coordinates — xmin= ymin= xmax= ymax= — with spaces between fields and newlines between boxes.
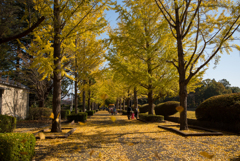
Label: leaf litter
xmin=27 ymin=111 xmax=240 ymax=160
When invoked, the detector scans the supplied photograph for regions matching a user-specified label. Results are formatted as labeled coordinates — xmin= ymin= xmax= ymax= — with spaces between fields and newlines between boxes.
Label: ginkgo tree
xmin=23 ymin=0 xmax=111 ymax=132
xmin=106 ymin=0 xmax=183 ymax=114
xmin=154 ymin=0 xmax=240 ymax=130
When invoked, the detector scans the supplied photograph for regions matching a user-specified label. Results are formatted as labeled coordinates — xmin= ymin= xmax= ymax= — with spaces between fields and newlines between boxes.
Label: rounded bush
xmin=154 ymin=101 xmax=180 ymax=117
xmin=195 ymin=93 xmax=240 ymax=123
xmin=139 ymin=104 xmax=155 ymax=113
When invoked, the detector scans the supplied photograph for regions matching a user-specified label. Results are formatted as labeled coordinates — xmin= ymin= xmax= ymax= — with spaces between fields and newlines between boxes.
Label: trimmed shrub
xmin=67 ymin=112 xmax=88 ymax=122
xmin=122 ymin=110 xmax=128 ymax=115
xmin=86 ymin=110 xmax=95 ymax=116
xmin=154 ymin=101 xmax=180 ymax=117
xmin=95 ymin=109 xmax=99 ymax=112
xmin=195 ymin=93 xmax=240 ymax=124
xmin=139 ymin=113 xmax=164 ymax=122
xmin=117 ymin=109 xmax=122 ymax=113
xmin=139 ymin=104 xmax=155 ymax=113
xmin=0 ymin=133 xmax=36 ymax=161
xmin=0 ymin=115 xmax=16 ymax=133
xmin=61 ymin=110 xmax=71 ymax=119
xmin=28 ymin=107 xmax=52 ymax=120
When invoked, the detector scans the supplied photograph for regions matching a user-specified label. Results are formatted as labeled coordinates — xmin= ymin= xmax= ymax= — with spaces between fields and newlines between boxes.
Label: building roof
xmin=0 ymin=78 xmax=29 ymax=90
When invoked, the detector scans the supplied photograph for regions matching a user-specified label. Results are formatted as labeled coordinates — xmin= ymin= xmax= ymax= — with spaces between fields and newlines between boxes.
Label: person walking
xmin=127 ymin=104 xmax=132 ymax=120
xmin=134 ymin=106 xmax=139 ymax=119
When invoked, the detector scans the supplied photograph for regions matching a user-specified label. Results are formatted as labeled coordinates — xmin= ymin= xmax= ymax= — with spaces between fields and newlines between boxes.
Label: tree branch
xmin=0 ymin=16 xmax=45 ymax=44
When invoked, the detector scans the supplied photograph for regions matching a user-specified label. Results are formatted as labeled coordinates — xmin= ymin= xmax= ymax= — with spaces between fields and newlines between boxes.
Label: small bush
xmin=86 ymin=110 xmax=95 ymax=116
xmin=61 ymin=110 xmax=71 ymax=119
xmin=28 ymin=107 xmax=52 ymax=120
xmin=67 ymin=112 xmax=88 ymax=122
xmin=117 ymin=109 xmax=122 ymax=113
xmin=195 ymin=93 xmax=240 ymax=124
xmin=0 ymin=133 xmax=36 ymax=161
xmin=0 ymin=115 xmax=16 ymax=133
xmin=139 ymin=104 xmax=155 ymax=113
xmin=95 ymin=109 xmax=99 ymax=112
xmin=154 ymin=101 xmax=180 ymax=117
xmin=139 ymin=113 xmax=164 ymax=122
xmin=122 ymin=110 xmax=128 ymax=115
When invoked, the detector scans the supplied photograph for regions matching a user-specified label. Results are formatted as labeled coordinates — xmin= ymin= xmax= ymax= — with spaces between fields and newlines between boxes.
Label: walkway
xmin=33 ymin=111 xmax=240 ymax=161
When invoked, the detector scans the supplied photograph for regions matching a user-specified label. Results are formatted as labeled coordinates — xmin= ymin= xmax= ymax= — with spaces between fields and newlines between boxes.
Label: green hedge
xmin=86 ymin=110 xmax=95 ymax=116
xmin=28 ymin=107 xmax=52 ymax=120
xmin=139 ymin=104 xmax=155 ymax=113
xmin=67 ymin=112 xmax=88 ymax=122
xmin=195 ymin=93 xmax=240 ymax=124
xmin=139 ymin=113 xmax=164 ymax=122
xmin=0 ymin=115 xmax=16 ymax=133
xmin=61 ymin=110 xmax=71 ymax=119
xmin=122 ymin=110 xmax=130 ymax=115
xmin=0 ymin=133 xmax=36 ymax=161
xmin=154 ymin=101 xmax=180 ymax=117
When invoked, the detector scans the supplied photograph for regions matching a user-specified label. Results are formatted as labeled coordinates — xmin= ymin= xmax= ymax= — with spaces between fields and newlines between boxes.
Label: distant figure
xmin=113 ymin=106 xmax=117 ymax=115
xmin=134 ymin=107 xmax=139 ymax=119
xmin=127 ymin=103 xmax=132 ymax=120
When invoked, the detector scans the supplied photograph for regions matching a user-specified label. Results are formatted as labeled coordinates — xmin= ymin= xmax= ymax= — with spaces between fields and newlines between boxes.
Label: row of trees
xmin=1 ymin=0 xmax=239 ymax=131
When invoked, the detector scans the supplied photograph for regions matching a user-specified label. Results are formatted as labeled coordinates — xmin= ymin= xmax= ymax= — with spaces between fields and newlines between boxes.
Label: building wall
xmin=0 ymin=84 xmax=29 ymax=119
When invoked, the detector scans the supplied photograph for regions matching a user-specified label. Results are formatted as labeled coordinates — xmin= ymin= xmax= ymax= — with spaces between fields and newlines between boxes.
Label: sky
xmin=103 ymin=0 xmax=240 ymax=88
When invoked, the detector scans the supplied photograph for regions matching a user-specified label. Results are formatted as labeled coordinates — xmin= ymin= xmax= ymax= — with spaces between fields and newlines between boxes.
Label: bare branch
xmin=182 ymin=0 xmax=202 ymax=38
xmin=155 ymin=0 xmax=176 ymax=28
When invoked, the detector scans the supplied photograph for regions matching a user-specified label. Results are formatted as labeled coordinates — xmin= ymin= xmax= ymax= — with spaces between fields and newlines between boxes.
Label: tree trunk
xmin=175 ymin=4 xmax=188 ymax=130
xmin=82 ymin=80 xmax=86 ymax=112
xmin=123 ymin=98 xmax=125 ymax=110
xmin=39 ymin=99 xmax=44 ymax=107
xmin=148 ymin=88 xmax=154 ymax=114
xmin=115 ymin=98 xmax=119 ymax=109
xmin=134 ymin=87 xmax=138 ymax=109
xmin=88 ymin=90 xmax=90 ymax=111
xmin=74 ymin=53 xmax=78 ymax=114
xmin=51 ymin=0 xmax=62 ymax=132
xmin=119 ymin=98 xmax=122 ymax=110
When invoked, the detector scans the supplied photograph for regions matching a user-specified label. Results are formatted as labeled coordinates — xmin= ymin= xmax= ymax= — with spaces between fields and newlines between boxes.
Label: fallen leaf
xmin=21 ymin=139 xmax=27 ymax=143
xmin=128 ymin=142 xmax=134 ymax=146
xmin=154 ymin=151 xmax=161 ymax=159
xmin=110 ymin=116 xmax=116 ymax=122
xmin=90 ymin=150 xmax=94 ymax=158
xmin=49 ymin=113 xmax=54 ymax=119
xmin=199 ymin=151 xmax=214 ymax=159
xmin=79 ymin=122 xmax=86 ymax=126
xmin=39 ymin=132 xmax=45 ymax=140
xmin=99 ymin=152 xmax=102 ymax=158
xmin=176 ymin=106 xmax=184 ymax=113
xmin=20 ymin=152 xmax=28 ymax=155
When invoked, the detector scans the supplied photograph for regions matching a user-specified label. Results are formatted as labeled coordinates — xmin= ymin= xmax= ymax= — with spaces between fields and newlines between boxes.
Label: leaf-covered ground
xmin=20 ymin=111 xmax=240 ymax=160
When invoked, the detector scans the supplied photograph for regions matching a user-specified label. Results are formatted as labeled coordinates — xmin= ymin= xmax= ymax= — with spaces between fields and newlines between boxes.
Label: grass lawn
xmin=170 ymin=110 xmax=196 ymax=119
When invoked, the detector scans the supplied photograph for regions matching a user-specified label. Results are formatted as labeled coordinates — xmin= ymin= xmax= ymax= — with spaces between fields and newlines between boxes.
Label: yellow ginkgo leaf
xmin=110 ymin=116 xmax=116 ymax=122
xmin=99 ymin=152 xmax=102 ymax=158
xmin=79 ymin=122 xmax=86 ymax=126
xmin=176 ymin=106 xmax=184 ymax=113
xmin=128 ymin=142 xmax=134 ymax=146
xmin=199 ymin=151 xmax=214 ymax=159
xmin=56 ymin=113 xmax=60 ymax=119
xmin=39 ymin=132 xmax=45 ymax=140
xmin=90 ymin=150 xmax=94 ymax=158
xmin=154 ymin=151 xmax=161 ymax=159
xmin=49 ymin=113 xmax=54 ymax=119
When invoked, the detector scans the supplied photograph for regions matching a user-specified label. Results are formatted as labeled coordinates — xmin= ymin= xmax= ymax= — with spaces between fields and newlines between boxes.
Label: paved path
xmin=33 ymin=111 xmax=240 ymax=161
